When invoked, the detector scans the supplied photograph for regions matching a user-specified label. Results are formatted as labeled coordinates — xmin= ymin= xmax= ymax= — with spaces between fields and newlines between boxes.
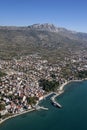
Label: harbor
xmin=50 ymin=93 xmax=62 ymax=108
xmin=0 ymin=81 xmax=87 ymax=130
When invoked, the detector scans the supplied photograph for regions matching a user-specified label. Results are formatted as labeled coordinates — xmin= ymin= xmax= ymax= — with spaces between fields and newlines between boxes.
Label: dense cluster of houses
xmin=0 ymin=54 xmax=87 ymax=117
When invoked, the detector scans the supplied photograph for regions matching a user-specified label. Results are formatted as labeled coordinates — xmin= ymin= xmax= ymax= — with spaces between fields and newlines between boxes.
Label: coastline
xmin=0 ymin=108 xmax=35 ymax=125
xmin=0 ymin=79 xmax=85 ymax=125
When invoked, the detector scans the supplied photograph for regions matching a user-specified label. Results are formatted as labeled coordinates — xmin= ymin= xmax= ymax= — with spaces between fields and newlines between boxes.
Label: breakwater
xmin=50 ymin=94 xmax=62 ymax=108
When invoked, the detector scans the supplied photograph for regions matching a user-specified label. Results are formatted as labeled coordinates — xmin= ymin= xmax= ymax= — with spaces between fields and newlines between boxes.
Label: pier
xmin=35 ymin=105 xmax=48 ymax=110
xmin=50 ymin=93 xmax=62 ymax=108
xmin=39 ymin=106 xmax=48 ymax=110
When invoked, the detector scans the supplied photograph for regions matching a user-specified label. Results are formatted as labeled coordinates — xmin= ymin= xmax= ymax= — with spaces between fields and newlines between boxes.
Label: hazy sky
xmin=0 ymin=0 xmax=87 ymax=32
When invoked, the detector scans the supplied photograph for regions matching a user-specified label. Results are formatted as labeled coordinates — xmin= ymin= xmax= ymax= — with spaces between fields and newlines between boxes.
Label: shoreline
xmin=0 ymin=79 xmax=86 ymax=125
xmin=0 ymin=108 xmax=35 ymax=125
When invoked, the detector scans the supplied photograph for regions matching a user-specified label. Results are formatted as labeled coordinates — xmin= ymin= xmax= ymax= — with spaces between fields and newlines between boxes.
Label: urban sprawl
xmin=0 ymin=54 xmax=87 ymax=120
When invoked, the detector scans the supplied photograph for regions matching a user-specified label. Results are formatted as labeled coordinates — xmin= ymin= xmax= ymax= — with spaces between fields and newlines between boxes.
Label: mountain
xmin=0 ymin=23 xmax=87 ymax=62
xmin=28 ymin=23 xmax=87 ymax=42
xmin=28 ymin=23 xmax=59 ymax=32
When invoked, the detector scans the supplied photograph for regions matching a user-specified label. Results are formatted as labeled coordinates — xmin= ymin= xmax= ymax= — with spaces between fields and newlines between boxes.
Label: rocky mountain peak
xmin=28 ymin=23 xmax=59 ymax=32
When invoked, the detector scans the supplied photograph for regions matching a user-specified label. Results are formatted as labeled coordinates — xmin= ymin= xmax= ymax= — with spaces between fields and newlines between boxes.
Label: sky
xmin=0 ymin=0 xmax=87 ymax=32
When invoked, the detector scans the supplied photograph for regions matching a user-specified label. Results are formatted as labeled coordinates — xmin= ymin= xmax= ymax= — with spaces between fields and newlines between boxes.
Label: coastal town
xmin=0 ymin=53 xmax=87 ymax=122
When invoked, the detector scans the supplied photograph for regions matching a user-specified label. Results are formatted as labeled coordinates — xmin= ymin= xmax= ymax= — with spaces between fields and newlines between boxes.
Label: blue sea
xmin=0 ymin=81 xmax=87 ymax=130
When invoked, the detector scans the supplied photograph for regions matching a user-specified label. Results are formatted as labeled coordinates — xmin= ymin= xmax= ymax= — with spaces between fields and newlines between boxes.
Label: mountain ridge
xmin=0 ymin=23 xmax=87 ymax=61
xmin=0 ymin=23 xmax=86 ymax=34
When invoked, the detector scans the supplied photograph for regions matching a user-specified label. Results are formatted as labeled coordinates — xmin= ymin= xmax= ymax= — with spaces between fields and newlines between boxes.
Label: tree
xmin=0 ymin=113 xmax=1 ymax=118
xmin=0 ymin=71 xmax=6 ymax=77
xmin=50 ymin=73 xmax=56 ymax=79
xmin=39 ymin=79 xmax=59 ymax=92
xmin=27 ymin=97 xmax=37 ymax=105
xmin=0 ymin=103 xmax=5 ymax=111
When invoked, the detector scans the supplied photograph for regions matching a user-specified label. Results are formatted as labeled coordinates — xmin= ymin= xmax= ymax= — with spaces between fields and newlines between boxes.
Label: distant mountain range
xmin=28 ymin=23 xmax=87 ymax=41
xmin=0 ymin=23 xmax=87 ymax=61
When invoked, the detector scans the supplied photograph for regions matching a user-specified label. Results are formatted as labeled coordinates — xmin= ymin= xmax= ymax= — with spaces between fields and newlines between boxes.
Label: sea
xmin=0 ymin=81 xmax=87 ymax=130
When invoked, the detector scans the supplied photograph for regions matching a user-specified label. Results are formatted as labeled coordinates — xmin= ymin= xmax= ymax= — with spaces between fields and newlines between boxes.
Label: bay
xmin=0 ymin=81 xmax=87 ymax=130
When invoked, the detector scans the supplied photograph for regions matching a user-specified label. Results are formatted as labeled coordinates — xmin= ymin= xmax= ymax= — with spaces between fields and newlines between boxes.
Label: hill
xmin=0 ymin=23 xmax=87 ymax=62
